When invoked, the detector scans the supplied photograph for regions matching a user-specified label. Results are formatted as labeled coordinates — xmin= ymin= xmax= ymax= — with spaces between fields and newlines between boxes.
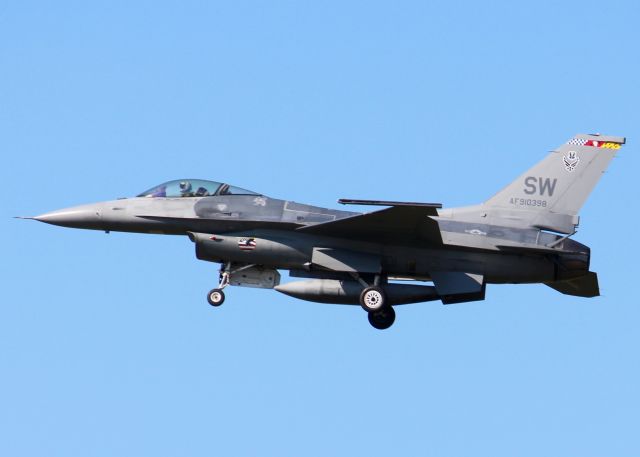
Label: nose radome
xmin=34 ymin=204 xmax=103 ymax=229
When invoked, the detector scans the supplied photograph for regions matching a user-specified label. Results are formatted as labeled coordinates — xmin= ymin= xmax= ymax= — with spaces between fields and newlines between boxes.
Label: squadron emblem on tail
xmin=563 ymin=150 xmax=580 ymax=172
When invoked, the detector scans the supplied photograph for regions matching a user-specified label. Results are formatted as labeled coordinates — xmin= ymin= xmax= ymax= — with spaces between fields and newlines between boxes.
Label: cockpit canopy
xmin=137 ymin=179 xmax=260 ymax=198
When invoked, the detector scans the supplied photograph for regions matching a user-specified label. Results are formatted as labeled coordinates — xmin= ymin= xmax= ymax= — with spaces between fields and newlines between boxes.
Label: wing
xmin=297 ymin=204 xmax=443 ymax=245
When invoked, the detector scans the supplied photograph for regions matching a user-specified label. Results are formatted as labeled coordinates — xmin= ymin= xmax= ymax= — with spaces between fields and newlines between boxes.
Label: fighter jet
xmin=25 ymin=133 xmax=624 ymax=329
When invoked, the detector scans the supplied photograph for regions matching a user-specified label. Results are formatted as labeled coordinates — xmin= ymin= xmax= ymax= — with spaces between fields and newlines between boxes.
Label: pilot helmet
xmin=179 ymin=181 xmax=192 ymax=193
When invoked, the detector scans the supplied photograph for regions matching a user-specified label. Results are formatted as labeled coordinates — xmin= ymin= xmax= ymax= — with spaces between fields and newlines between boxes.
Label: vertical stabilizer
xmin=484 ymin=134 xmax=624 ymax=232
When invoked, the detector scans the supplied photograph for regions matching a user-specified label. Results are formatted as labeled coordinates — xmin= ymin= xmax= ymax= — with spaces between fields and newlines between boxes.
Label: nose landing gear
xmin=207 ymin=268 xmax=230 ymax=307
xmin=207 ymin=263 xmax=269 ymax=308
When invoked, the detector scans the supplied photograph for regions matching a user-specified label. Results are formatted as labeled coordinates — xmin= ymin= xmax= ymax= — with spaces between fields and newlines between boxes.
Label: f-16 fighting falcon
xmin=24 ymin=133 xmax=624 ymax=329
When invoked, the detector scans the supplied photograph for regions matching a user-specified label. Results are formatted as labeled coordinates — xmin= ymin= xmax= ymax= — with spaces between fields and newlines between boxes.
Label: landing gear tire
xmin=207 ymin=288 xmax=225 ymax=307
xmin=368 ymin=306 xmax=396 ymax=330
xmin=359 ymin=286 xmax=387 ymax=312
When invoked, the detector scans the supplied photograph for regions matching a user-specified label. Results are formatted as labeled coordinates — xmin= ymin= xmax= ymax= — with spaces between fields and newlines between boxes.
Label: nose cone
xmin=34 ymin=204 xmax=104 ymax=230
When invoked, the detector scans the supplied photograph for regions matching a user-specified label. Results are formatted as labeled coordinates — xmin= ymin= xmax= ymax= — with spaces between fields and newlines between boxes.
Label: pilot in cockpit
xmin=179 ymin=181 xmax=194 ymax=197
xmin=137 ymin=179 xmax=260 ymax=199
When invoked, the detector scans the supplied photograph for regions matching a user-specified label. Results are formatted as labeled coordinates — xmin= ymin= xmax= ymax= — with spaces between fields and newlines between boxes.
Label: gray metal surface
xmin=27 ymin=133 xmax=624 ymax=327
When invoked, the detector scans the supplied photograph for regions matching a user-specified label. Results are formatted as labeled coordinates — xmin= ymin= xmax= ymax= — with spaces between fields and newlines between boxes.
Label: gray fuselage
xmin=34 ymin=193 xmax=589 ymax=285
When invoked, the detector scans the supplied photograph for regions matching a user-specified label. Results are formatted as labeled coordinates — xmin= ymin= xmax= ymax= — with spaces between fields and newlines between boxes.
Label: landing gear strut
xmin=206 ymin=263 xmax=259 ymax=308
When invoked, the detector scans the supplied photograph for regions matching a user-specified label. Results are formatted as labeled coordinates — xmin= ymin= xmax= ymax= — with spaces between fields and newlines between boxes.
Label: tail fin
xmin=484 ymin=133 xmax=625 ymax=233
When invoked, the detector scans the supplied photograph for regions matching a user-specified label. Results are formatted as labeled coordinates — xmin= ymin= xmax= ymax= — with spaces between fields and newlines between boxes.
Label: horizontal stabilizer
xmin=545 ymin=271 xmax=599 ymax=298
xmin=298 ymin=205 xmax=442 ymax=244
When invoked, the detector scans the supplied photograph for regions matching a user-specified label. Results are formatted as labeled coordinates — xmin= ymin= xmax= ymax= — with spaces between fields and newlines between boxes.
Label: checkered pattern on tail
xmin=567 ymin=138 xmax=587 ymax=146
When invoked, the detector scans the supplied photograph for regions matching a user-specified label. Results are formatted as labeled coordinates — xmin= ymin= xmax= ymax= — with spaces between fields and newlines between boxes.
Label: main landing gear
xmin=367 ymin=306 xmax=396 ymax=330
xmin=355 ymin=277 xmax=396 ymax=330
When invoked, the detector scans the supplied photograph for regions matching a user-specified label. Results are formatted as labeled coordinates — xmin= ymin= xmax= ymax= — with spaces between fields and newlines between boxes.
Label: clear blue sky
xmin=2 ymin=1 xmax=639 ymax=456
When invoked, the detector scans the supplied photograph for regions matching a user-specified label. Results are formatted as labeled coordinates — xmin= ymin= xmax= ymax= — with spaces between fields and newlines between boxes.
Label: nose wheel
xmin=207 ymin=288 xmax=225 ymax=306
xmin=207 ymin=267 xmax=230 ymax=307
